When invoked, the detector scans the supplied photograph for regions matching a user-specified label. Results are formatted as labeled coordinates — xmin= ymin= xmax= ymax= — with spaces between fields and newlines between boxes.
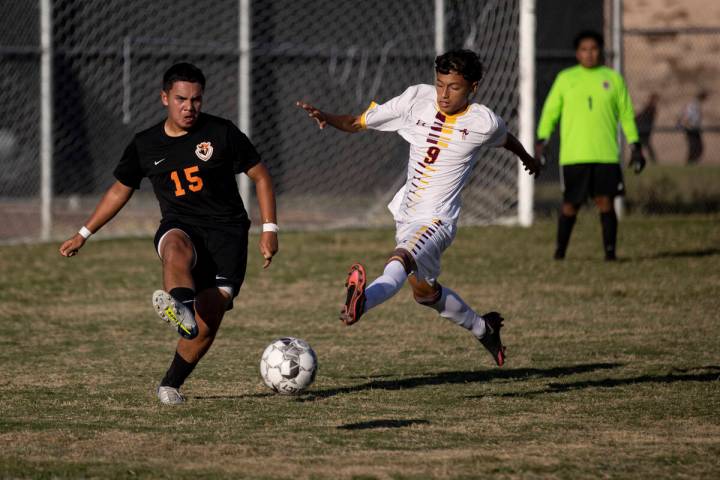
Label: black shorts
xmin=561 ymin=163 xmax=625 ymax=204
xmin=153 ymin=219 xmax=249 ymax=309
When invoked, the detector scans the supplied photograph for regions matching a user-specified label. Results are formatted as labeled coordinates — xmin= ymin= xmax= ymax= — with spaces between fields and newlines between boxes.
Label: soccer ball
xmin=260 ymin=337 xmax=318 ymax=395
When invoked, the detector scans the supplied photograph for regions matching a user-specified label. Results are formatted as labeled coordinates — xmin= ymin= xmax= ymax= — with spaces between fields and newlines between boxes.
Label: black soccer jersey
xmin=114 ymin=113 xmax=260 ymax=226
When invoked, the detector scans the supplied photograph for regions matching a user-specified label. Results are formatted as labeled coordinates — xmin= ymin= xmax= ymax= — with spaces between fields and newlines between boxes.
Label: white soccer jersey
xmin=361 ymin=84 xmax=507 ymax=224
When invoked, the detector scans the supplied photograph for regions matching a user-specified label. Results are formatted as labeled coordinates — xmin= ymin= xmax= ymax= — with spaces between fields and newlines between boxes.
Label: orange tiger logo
xmin=195 ymin=141 xmax=214 ymax=161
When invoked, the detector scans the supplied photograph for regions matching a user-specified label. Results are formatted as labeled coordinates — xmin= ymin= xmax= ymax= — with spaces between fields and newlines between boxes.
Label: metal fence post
xmin=238 ymin=0 xmax=251 ymax=218
xmin=612 ymin=0 xmax=625 ymax=218
xmin=40 ymin=0 xmax=53 ymax=240
xmin=518 ymin=0 xmax=536 ymax=227
xmin=434 ymin=0 xmax=444 ymax=55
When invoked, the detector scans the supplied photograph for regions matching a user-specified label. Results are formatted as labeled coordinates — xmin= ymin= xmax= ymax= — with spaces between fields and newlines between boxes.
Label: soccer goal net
xmin=0 ymin=0 xmax=531 ymax=243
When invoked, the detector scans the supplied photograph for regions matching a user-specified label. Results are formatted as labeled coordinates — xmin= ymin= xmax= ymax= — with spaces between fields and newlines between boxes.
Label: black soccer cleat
xmin=478 ymin=311 xmax=506 ymax=367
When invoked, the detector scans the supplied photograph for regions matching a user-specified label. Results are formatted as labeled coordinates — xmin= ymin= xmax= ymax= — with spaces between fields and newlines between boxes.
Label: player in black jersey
xmin=59 ymin=63 xmax=278 ymax=405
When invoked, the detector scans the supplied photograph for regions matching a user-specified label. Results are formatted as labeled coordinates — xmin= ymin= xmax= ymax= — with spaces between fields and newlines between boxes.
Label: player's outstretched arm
xmin=295 ymin=101 xmax=363 ymax=133
xmin=246 ymin=162 xmax=278 ymax=269
xmin=502 ymin=132 xmax=543 ymax=176
xmin=58 ymin=181 xmax=134 ymax=257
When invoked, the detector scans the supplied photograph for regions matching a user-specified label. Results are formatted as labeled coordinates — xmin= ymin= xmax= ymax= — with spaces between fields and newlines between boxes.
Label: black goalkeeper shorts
xmin=561 ymin=163 xmax=625 ymax=204
xmin=154 ymin=219 xmax=249 ymax=309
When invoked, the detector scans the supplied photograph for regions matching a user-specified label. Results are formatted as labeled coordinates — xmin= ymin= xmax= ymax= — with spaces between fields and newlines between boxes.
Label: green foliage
xmin=1 ymin=216 xmax=719 ymax=479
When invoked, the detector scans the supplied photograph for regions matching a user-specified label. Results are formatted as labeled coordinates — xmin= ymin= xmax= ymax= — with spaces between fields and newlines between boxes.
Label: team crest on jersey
xmin=195 ymin=141 xmax=214 ymax=161
xmin=602 ymin=81 xmax=610 ymax=90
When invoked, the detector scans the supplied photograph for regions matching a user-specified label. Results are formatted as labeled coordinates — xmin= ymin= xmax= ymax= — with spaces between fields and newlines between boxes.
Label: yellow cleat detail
xmin=153 ymin=290 xmax=197 ymax=339
xmin=164 ymin=307 xmax=191 ymax=335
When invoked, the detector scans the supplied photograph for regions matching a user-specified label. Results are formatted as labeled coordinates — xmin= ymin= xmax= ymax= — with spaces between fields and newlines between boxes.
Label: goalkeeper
xmin=536 ymin=30 xmax=645 ymax=261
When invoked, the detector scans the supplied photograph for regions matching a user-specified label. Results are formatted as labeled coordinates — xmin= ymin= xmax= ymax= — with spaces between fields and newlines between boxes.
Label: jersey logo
xmin=602 ymin=81 xmax=610 ymax=90
xmin=195 ymin=141 xmax=214 ymax=161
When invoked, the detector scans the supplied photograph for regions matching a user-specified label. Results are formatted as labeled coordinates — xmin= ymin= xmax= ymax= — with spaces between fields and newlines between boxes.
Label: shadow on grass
xmin=337 ymin=419 xmax=429 ymax=430
xmin=547 ymin=248 xmax=720 ymax=263
xmin=289 ymin=362 xmax=622 ymax=402
xmin=495 ymin=366 xmax=720 ymax=398
xmin=637 ymin=247 xmax=720 ymax=260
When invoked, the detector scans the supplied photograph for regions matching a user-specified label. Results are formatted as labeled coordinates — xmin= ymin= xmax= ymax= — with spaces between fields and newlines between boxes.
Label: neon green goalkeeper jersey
xmin=537 ymin=65 xmax=639 ymax=165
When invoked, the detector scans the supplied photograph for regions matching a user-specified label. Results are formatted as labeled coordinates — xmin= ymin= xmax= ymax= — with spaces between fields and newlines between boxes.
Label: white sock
xmin=364 ymin=260 xmax=407 ymax=312
xmin=428 ymin=286 xmax=486 ymax=338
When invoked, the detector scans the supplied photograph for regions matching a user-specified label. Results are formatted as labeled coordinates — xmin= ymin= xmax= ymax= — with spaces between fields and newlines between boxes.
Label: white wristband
xmin=262 ymin=222 xmax=279 ymax=233
xmin=78 ymin=226 xmax=93 ymax=239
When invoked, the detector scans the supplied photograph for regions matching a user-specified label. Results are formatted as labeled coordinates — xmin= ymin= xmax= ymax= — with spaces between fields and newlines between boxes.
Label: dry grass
xmin=1 ymin=215 xmax=719 ymax=479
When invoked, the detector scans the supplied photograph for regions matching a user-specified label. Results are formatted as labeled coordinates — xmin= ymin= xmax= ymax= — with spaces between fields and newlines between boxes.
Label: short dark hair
xmin=573 ymin=30 xmax=604 ymax=50
xmin=162 ymin=63 xmax=206 ymax=92
xmin=435 ymin=49 xmax=483 ymax=83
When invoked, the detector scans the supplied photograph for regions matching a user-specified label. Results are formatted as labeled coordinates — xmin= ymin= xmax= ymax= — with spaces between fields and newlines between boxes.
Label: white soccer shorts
xmin=395 ymin=218 xmax=456 ymax=286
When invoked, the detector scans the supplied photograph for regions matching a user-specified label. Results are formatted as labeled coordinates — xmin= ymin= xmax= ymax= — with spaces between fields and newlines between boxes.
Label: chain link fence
xmin=0 ymin=0 xmax=523 ymax=243
xmin=0 ymin=2 xmax=41 ymax=219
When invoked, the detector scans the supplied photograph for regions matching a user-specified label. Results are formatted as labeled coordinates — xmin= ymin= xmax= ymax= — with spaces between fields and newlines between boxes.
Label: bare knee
xmin=161 ymin=233 xmax=194 ymax=267
xmin=593 ymin=196 xmax=613 ymax=213
xmin=386 ymin=248 xmax=441 ymax=305
xmin=561 ymin=202 xmax=579 ymax=216
xmin=387 ymin=248 xmax=416 ymax=275
xmin=410 ymin=277 xmax=441 ymax=306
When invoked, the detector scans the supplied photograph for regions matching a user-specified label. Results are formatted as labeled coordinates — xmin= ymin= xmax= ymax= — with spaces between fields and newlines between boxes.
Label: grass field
xmin=1 ymin=215 xmax=719 ymax=479
xmin=535 ymin=164 xmax=720 ymax=216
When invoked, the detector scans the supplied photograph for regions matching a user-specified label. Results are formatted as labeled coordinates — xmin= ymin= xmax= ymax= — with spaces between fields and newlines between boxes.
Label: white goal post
xmin=518 ymin=0 xmax=536 ymax=227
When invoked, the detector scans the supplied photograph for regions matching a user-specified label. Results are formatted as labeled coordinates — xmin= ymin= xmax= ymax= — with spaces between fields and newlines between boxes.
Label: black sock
xmin=600 ymin=211 xmax=618 ymax=260
xmin=160 ymin=351 xmax=198 ymax=389
xmin=555 ymin=213 xmax=577 ymax=259
xmin=170 ymin=287 xmax=195 ymax=317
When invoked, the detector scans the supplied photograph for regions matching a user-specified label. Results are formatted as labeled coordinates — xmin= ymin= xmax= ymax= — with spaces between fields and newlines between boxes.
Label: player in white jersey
xmin=297 ymin=50 xmax=541 ymax=366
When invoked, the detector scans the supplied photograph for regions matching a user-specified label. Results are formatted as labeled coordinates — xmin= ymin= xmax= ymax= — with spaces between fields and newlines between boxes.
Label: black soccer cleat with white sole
xmin=478 ymin=311 xmax=506 ymax=367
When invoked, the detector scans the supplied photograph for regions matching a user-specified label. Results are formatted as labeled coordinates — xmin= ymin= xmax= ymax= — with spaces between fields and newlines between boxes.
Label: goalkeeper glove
xmin=629 ymin=143 xmax=646 ymax=174
xmin=535 ymin=139 xmax=548 ymax=168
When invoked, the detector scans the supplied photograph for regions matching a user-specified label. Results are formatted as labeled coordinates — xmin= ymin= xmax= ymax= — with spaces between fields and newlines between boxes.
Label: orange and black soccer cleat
xmin=340 ymin=263 xmax=366 ymax=326
xmin=478 ymin=311 xmax=506 ymax=367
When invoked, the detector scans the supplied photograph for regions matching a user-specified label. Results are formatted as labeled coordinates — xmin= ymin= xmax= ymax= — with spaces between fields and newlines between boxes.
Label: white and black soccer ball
xmin=260 ymin=337 xmax=317 ymax=395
